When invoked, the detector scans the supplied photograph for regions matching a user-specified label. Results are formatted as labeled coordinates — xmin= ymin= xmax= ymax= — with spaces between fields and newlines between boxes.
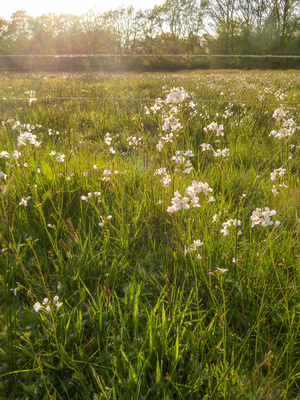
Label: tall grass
xmin=0 ymin=70 xmax=300 ymax=399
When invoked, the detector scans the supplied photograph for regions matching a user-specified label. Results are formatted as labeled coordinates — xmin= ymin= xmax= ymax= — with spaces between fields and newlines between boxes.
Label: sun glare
xmin=2 ymin=0 xmax=163 ymax=19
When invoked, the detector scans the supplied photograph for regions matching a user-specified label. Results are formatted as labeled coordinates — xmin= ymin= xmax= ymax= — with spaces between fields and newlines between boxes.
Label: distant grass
xmin=0 ymin=70 xmax=300 ymax=399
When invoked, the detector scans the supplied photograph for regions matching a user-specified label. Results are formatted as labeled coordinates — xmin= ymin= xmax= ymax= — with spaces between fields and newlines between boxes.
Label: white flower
xmin=33 ymin=302 xmax=42 ymax=312
xmin=154 ymin=167 xmax=167 ymax=176
xmin=212 ymin=212 xmax=221 ymax=223
xmin=204 ymin=122 xmax=224 ymax=136
xmin=270 ymin=167 xmax=286 ymax=181
xmin=220 ymin=227 xmax=229 ymax=236
xmin=0 ymin=171 xmax=7 ymax=180
xmin=12 ymin=150 xmax=21 ymax=159
xmin=250 ymin=207 xmax=279 ymax=228
xmin=201 ymin=143 xmax=212 ymax=151
xmin=0 ymin=151 xmax=9 ymax=159
xmin=56 ymin=154 xmax=65 ymax=163
xmin=216 ymin=267 xmax=228 ymax=274
xmin=161 ymin=175 xmax=171 ymax=188
xmin=56 ymin=301 xmax=63 ymax=309
xmin=19 ymin=196 xmax=31 ymax=206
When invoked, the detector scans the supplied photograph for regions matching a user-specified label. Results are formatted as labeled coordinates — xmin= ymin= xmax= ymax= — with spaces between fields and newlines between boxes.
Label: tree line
xmin=0 ymin=0 xmax=299 ymax=70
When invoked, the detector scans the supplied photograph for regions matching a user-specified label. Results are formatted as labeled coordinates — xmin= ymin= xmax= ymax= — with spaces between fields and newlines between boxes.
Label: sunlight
xmin=1 ymin=0 xmax=164 ymax=19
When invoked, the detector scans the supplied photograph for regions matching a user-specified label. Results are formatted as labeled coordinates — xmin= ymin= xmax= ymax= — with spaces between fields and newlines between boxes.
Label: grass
xmin=0 ymin=69 xmax=300 ymax=399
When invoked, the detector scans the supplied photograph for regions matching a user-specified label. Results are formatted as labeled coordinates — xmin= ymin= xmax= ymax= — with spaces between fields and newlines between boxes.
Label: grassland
xmin=0 ymin=69 xmax=300 ymax=399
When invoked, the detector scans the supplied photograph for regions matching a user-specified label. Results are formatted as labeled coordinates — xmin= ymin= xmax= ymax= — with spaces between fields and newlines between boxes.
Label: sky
xmin=1 ymin=0 xmax=166 ymax=19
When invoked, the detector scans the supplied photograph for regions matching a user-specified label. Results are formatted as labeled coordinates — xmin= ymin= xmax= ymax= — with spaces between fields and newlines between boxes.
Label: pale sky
xmin=1 ymin=0 xmax=165 ymax=19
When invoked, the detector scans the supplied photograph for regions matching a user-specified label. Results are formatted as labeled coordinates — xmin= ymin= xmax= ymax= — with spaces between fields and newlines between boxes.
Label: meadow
xmin=0 ymin=69 xmax=300 ymax=399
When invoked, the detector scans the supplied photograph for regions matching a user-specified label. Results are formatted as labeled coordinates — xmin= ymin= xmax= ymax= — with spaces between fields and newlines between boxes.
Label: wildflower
xmin=0 ymin=171 xmax=7 ymax=180
xmin=167 ymin=191 xmax=190 ymax=213
xmin=161 ymin=175 xmax=171 ymax=187
xmin=12 ymin=150 xmax=21 ymax=159
xmin=154 ymin=167 xmax=167 ymax=176
xmin=201 ymin=143 xmax=212 ymax=151
xmin=212 ymin=212 xmax=221 ymax=223
xmin=220 ymin=219 xmax=241 ymax=236
xmin=156 ymin=140 xmax=163 ymax=151
xmin=33 ymin=302 xmax=42 ymax=312
xmin=270 ymin=167 xmax=286 ymax=181
xmin=0 ymin=151 xmax=9 ymax=159
xmin=250 ymin=207 xmax=279 ymax=227
xmin=56 ymin=301 xmax=63 ymax=309
xmin=216 ymin=267 xmax=228 ymax=274
xmin=19 ymin=196 xmax=31 ymax=206
xmin=99 ymin=215 xmax=112 ymax=227
xmin=56 ymin=154 xmax=65 ymax=163
xmin=204 ymin=122 xmax=224 ymax=136
xmin=272 ymin=108 xmax=286 ymax=122
xmin=189 ymin=240 xmax=204 ymax=252
xmin=213 ymin=148 xmax=230 ymax=158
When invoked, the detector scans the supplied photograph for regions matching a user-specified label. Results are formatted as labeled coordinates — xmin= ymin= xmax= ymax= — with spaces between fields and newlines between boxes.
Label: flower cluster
xmin=0 ymin=150 xmax=10 ymax=159
xmin=213 ymin=148 xmax=230 ymax=159
xmin=250 ymin=207 xmax=280 ymax=228
xmin=167 ymin=181 xmax=214 ymax=213
xmin=145 ymin=87 xmax=196 ymax=151
xmin=201 ymin=143 xmax=212 ymax=152
xmin=220 ymin=219 xmax=242 ymax=236
xmin=272 ymin=108 xmax=286 ymax=122
xmin=172 ymin=149 xmax=194 ymax=174
xmin=99 ymin=215 xmax=112 ymax=227
xmin=204 ymin=122 xmax=224 ymax=136
xmin=270 ymin=167 xmax=286 ymax=181
xmin=49 ymin=151 xmax=66 ymax=163
xmin=167 ymin=191 xmax=190 ymax=212
xmin=269 ymin=108 xmax=299 ymax=139
xmin=222 ymin=104 xmax=233 ymax=119
xmin=154 ymin=167 xmax=171 ymax=187
xmin=81 ymin=192 xmax=101 ymax=202
xmin=102 ymin=169 xmax=118 ymax=182
xmin=271 ymin=182 xmax=287 ymax=196
xmin=165 ymin=87 xmax=190 ymax=104
xmin=34 ymin=295 xmax=63 ymax=313
xmin=185 ymin=239 xmax=204 ymax=259
xmin=127 ymin=135 xmax=144 ymax=150
xmin=18 ymin=131 xmax=41 ymax=147
xmin=103 ymin=132 xmax=119 ymax=154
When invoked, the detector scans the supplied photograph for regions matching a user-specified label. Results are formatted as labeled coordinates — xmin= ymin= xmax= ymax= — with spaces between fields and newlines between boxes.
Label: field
xmin=0 ymin=69 xmax=300 ymax=399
